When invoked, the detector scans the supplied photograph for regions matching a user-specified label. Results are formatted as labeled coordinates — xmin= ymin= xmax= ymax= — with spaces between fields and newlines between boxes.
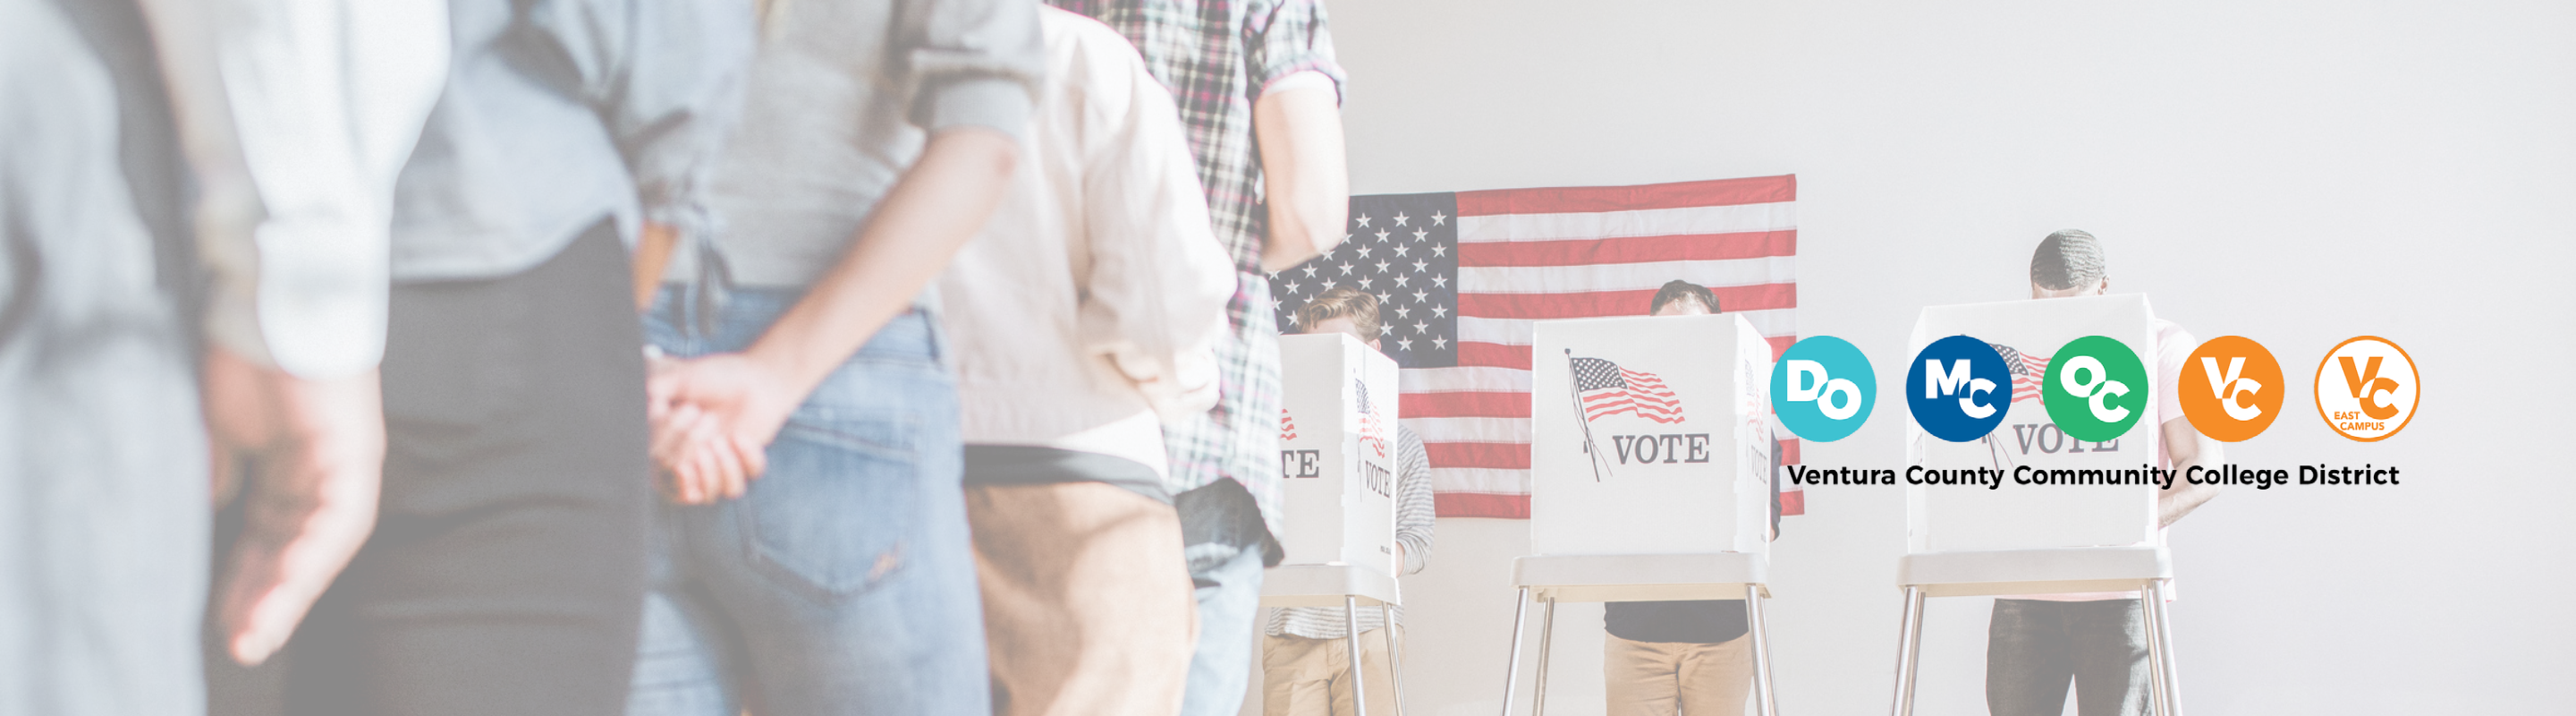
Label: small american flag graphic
xmin=1991 ymin=343 xmax=2052 ymax=404
xmin=1280 ymin=408 xmax=1298 ymax=441
xmin=1355 ymin=378 xmax=1388 ymax=458
xmin=1570 ymin=357 xmax=1686 ymax=423
xmin=1269 ymin=175 xmax=1799 ymax=518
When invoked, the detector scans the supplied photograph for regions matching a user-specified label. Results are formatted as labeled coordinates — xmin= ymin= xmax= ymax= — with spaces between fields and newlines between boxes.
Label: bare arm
xmin=1252 ymin=84 xmax=1349 ymax=272
xmin=2157 ymin=417 xmax=2222 ymax=527
xmin=750 ymin=128 xmax=1013 ymax=394
xmin=632 ymin=222 xmax=677 ymax=311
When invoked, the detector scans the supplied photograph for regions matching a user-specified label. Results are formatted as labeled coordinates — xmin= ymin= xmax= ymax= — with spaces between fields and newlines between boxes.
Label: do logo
xmin=1907 ymin=335 xmax=2010 ymax=442
xmin=1771 ymin=336 xmax=1875 ymax=442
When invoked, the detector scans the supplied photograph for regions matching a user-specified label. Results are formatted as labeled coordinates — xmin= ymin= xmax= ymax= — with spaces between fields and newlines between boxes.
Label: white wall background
xmin=1269 ymin=1 xmax=2576 ymax=714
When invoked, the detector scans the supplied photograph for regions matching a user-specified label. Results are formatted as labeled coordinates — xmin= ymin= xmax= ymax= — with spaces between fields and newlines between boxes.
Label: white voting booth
xmin=1888 ymin=294 xmax=2186 ymax=716
xmin=1502 ymin=314 xmax=1780 ymax=716
xmin=1267 ymin=333 xmax=1405 ymax=716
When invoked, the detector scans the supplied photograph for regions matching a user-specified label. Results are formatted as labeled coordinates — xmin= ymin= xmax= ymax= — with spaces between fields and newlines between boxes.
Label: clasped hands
xmin=645 ymin=348 xmax=802 ymax=505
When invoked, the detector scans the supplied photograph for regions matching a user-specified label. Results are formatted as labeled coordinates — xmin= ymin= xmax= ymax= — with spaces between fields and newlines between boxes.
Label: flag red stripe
xmin=1435 ymin=492 xmax=1530 ymax=519
xmin=1779 ymin=438 xmax=1801 ymax=465
xmin=1454 ymin=336 xmax=1792 ymax=369
xmin=1402 ymin=391 xmax=1530 ymax=419
xmin=1424 ymin=442 xmax=1531 ymax=469
xmin=1459 ymin=231 xmax=1797 ymax=267
xmin=1455 ymin=175 xmax=1796 ymax=217
xmin=1459 ymin=284 xmax=1795 ymax=320
xmin=1778 ymin=490 xmax=1806 ymax=516
xmin=1455 ymin=342 xmax=1532 ymax=369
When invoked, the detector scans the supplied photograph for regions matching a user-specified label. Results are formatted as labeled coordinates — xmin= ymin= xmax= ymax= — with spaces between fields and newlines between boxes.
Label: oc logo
xmin=2041 ymin=336 xmax=2149 ymax=442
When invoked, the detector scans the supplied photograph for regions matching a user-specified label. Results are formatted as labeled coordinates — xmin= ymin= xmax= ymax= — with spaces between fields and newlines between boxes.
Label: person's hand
xmin=646 ymin=351 xmax=799 ymax=504
xmin=203 ymin=346 xmax=386 ymax=667
xmin=1391 ymin=543 xmax=1407 ymax=578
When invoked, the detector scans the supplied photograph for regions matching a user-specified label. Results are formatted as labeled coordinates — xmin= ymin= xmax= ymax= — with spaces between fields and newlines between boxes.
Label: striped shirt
xmin=1265 ymin=427 xmax=1435 ymax=639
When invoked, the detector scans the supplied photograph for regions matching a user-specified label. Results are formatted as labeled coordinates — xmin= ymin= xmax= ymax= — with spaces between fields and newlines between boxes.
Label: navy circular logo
xmin=1906 ymin=335 xmax=2012 ymax=442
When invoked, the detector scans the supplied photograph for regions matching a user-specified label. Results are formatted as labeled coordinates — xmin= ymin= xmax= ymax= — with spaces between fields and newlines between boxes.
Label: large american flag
xmin=1570 ymin=356 xmax=1685 ymax=423
xmin=1271 ymin=175 xmax=1800 ymax=518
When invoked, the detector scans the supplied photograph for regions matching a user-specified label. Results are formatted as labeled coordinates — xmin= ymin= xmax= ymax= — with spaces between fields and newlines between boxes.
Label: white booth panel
xmin=1530 ymin=314 xmax=1774 ymax=558
xmin=1276 ymin=333 xmax=1400 ymax=573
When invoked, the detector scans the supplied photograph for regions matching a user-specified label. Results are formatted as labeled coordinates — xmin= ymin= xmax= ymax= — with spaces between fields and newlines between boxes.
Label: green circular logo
xmin=2040 ymin=335 xmax=2150 ymax=441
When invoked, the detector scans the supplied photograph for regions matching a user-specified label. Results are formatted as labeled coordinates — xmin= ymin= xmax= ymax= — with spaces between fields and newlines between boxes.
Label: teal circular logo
xmin=2040 ymin=335 xmax=2150 ymax=441
xmin=1771 ymin=336 xmax=1876 ymax=442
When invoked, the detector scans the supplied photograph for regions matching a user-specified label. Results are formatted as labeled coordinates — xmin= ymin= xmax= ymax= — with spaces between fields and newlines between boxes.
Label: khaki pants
xmin=1261 ymin=627 xmax=1402 ymax=716
xmin=1604 ymin=633 xmax=1755 ymax=716
xmin=969 ymin=483 xmax=1198 ymax=716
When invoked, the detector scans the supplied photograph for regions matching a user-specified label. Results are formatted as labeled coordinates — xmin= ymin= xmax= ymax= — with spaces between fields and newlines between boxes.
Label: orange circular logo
xmin=2314 ymin=336 xmax=2419 ymax=442
xmin=2178 ymin=336 xmax=2285 ymax=442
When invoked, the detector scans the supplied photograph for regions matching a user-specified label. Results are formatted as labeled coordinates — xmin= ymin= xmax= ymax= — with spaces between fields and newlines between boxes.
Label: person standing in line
xmin=1041 ymin=2 xmax=1352 ymax=712
xmin=4 ymin=0 xmax=445 ymax=712
xmin=4 ymin=2 xmax=214 ymax=712
xmin=1986 ymin=230 xmax=2223 ymax=716
xmin=131 ymin=5 xmax=451 ymax=714
xmin=1597 ymin=279 xmax=1782 ymax=716
xmin=253 ymin=0 xmax=752 ymax=713
xmin=1262 ymin=287 xmax=1436 ymax=716
xmin=945 ymin=9 xmax=1240 ymax=714
xmin=621 ymin=0 xmax=1040 ymax=713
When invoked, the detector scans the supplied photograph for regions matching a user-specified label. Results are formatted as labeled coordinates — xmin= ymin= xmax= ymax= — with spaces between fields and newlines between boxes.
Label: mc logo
xmin=1772 ymin=336 xmax=1875 ymax=442
xmin=1907 ymin=335 xmax=2010 ymax=442
xmin=2315 ymin=336 xmax=2418 ymax=441
xmin=2040 ymin=336 xmax=2149 ymax=442
xmin=2180 ymin=336 xmax=2284 ymax=441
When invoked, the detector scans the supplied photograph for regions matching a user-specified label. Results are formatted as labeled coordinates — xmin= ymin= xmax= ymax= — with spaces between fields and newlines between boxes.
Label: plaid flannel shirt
xmin=1048 ymin=0 xmax=1345 ymax=552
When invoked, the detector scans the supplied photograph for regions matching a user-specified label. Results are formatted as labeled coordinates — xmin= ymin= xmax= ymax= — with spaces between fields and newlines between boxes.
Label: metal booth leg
xmin=1385 ymin=603 xmax=1410 ymax=716
xmin=2140 ymin=585 xmax=2168 ymax=716
xmin=1499 ymin=587 xmax=1530 ymax=716
xmin=1531 ymin=596 xmax=1557 ymax=716
xmin=1744 ymin=584 xmax=1779 ymax=716
xmin=2143 ymin=579 xmax=2184 ymax=716
xmin=1889 ymin=586 xmax=1928 ymax=716
xmin=1347 ymin=596 xmax=1368 ymax=716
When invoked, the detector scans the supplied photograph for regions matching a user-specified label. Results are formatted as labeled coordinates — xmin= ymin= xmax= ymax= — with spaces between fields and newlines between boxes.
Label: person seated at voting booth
xmin=1264 ymin=287 xmax=1436 ymax=716
xmin=1984 ymin=231 xmax=2224 ymax=716
xmin=1597 ymin=280 xmax=1784 ymax=716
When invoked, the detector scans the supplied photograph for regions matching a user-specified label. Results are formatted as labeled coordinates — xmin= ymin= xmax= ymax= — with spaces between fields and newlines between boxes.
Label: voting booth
xmin=1530 ymin=314 xmax=1774 ymax=560
xmin=1274 ymin=332 xmax=1400 ymax=576
xmin=1266 ymin=333 xmax=1407 ymax=716
xmin=1887 ymin=294 xmax=2186 ymax=716
xmin=1498 ymin=313 xmax=1781 ymax=716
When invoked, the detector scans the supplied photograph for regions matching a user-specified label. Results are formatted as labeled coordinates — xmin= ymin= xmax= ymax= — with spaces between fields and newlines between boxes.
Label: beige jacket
xmin=938 ymin=7 xmax=1234 ymax=479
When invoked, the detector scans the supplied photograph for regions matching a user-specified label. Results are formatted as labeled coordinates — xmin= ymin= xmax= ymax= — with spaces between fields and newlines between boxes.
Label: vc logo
xmin=2315 ymin=336 xmax=2418 ymax=441
xmin=2040 ymin=336 xmax=2149 ymax=441
xmin=1907 ymin=335 xmax=2009 ymax=442
xmin=1771 ymin=336 xmax=1875 ymax=441
xmin=2179 ymin=336 xmax=2284 ymax=441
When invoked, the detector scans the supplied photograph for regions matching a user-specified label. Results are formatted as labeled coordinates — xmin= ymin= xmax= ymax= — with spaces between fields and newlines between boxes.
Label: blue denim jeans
xmin=1179 ymin=546 xmax=1267 ymax=716
xmin=627 ymin=286 xmax=987 ymax=716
